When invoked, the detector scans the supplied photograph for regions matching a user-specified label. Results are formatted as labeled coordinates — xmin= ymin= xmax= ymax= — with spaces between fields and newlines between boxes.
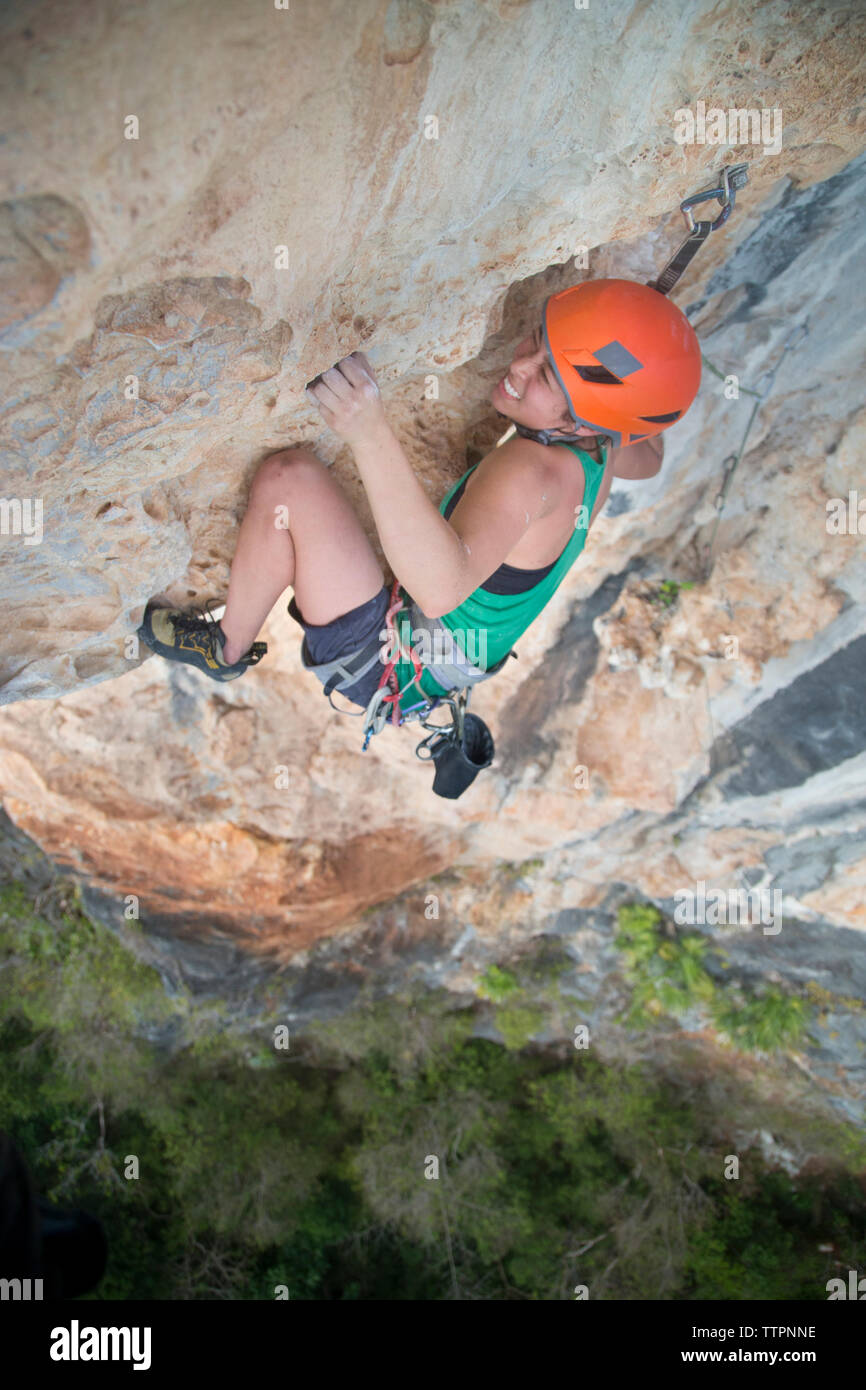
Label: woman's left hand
xmin=305 ymin=351 xmax=386 ymax=445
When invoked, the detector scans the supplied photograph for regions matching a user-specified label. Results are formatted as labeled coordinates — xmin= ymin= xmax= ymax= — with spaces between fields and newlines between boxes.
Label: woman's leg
xmin=219 ymin=447 xmax=385 ymax=664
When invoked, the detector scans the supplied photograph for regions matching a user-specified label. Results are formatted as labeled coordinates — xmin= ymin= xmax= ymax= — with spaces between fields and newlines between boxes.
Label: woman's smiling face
xmin=492 ymin=324 xmax=587 ymax=435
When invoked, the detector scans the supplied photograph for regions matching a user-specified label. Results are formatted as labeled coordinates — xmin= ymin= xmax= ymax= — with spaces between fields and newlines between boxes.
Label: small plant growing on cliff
xmin=712 ymin=988 xmax=812 ymax=1053
xmin=477 ymin=964 xmax=520 ymax=1003
xmin=655 ymin=934 xmax=716 ymax=1014
xmin=499 ymin=856 xmax=545 ymax=883
xmin=615 ymin=902 xmax=715 ymax=1024
xmin=494 ymin=1002 xmax=546 ymax=1052
xmin=651 ymin=579 xmax=694 ymax=609
xmin=615 ymin=902 xmax=663 ymax=964
xmin=615 ymin=902 xmax=815 ymax=1054
xmin=513 ymin=936 xmax=573 ymax=990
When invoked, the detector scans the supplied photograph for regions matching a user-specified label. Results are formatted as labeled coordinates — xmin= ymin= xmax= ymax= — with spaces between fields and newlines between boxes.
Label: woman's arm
xmin=609 ymin=434 xmax=665 ymax=478
xmin=349 ymin=417 xmax=475 ymax=615
xmin=584 ymin=434 xmax=665 ymax=529
xmin=351 ymin=427 xmax=555 ymax=617
xmin=306 ymin=352 xmax=542 ymax=617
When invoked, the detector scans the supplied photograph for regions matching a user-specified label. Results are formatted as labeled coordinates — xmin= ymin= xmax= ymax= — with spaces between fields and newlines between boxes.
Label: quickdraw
xmin=647 ymin=163 xmax=750 ymax=297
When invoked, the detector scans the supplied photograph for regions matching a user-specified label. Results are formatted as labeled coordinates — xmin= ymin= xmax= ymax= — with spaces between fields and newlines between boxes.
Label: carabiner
xmin=415 ymin=728 xmax=452 ymax=761
xmin=414 ymin=695 xmax=461 ymax=761
xmin=680 ymin=163 xmax=749 ymax=234
xmin=361 ymin=685 xmax=392 ymax=749
xmin=454 ymin=687 xmax=468 ymax=745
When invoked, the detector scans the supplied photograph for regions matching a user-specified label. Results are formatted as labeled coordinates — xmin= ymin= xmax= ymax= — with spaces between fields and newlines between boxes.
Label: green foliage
xmin=494 ymin=1003 xmax=546 ymax=1051
xmin=476 ymin=964 xmax=520 ymax=1003
xmin=1 ymin=868 xmax=863 ymax=1301
xmin=511 ymin=935 xmax=573 ymax=990
xmin=515 ymin=857 xmax=545 ymax=875
xmin=615 ymin=901 xmax=814 ymax=1053
xmin=477 ymin=944 xmax=570 ymax=1048
xmin=615 ymin=901 xmax=664 ymax=961
xmin=615 ymin=903 xmax=716 ymax=1024
xmin=652 ymin=579 xmax=695 ymax=608
xmin=712 ymin=989 xmax=812 ymax=1053
xmin=684 ymin=1170 xmax=866 ymax=1300
xmin=498 ymin=857 xmax=545 ymax=882
xmin=306 ymin=989 xmax=475 ymax=1076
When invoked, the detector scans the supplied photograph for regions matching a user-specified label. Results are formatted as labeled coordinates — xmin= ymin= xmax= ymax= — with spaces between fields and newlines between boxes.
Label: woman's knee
xmin=251 ymin=447 xmax=324 ymax=498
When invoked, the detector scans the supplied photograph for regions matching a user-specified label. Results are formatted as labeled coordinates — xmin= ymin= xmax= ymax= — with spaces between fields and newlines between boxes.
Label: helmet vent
xmin=572 ymin=363 xmax=622 ymax=385
xmin=639 ymin=410 xmax=682 ymax=423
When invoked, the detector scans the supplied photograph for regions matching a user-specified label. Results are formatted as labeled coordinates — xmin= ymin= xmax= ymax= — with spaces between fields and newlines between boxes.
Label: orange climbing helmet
xmin=541 ymin=278 xmax=702 ymax=449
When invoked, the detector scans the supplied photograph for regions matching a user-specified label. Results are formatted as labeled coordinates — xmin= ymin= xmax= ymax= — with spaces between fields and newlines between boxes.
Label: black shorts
xmin=287 ymin=585 xmax=392 ymax=709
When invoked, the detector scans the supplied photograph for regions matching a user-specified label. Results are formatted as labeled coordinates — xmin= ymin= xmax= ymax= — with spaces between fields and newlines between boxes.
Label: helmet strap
xmin=513 ymin=420 xmax=606 ymax=449
xmin=512 ymin=421 xmax=563 ymax=447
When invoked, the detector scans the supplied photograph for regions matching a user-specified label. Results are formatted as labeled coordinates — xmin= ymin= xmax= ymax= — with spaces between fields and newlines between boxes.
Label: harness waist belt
xmin=299 ymin=595 xmax=513 ymax=701
xmin=405 ymin=600 xmax=511 ymax=690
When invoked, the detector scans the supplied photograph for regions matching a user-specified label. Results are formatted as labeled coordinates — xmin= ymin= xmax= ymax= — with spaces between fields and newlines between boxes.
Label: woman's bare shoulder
xmin=464 ymin=433 xmax=556 ymax=490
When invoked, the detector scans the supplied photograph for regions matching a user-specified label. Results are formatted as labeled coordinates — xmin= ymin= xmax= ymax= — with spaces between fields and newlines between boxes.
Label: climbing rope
xmin=687 ymin=319 xmax=811 ymax=775
xmin=360 ymin=578 xmax=429 ymax=750
xmin=699 ymin=319 xmax=810 ymax=578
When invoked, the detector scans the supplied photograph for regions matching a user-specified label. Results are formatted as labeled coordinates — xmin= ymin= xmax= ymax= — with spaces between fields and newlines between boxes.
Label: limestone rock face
xmin=0 ymin=0 xmax=865 ymax=1073
xmin=0 ymin=195 xmax=91 ymax=331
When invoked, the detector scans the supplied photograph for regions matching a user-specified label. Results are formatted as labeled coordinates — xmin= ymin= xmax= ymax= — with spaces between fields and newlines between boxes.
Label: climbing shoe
xmin=137 ymin=600 xmax=267 ymax=682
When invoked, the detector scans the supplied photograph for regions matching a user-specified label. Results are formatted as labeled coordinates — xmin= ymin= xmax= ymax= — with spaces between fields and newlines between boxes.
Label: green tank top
xmin=391 ymin=441 xmax=608 ymax=712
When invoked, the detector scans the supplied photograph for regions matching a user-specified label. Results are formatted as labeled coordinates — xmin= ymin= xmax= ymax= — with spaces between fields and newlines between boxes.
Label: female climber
xmin=138 ymin=278 xmax=701 ymax=722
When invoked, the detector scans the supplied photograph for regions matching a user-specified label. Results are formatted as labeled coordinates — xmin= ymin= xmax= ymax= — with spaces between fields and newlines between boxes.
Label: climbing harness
xmin=296 ymin=577 xmax=508 ymax=798
xmin=647 ymin=163 xmax=750 ymax=297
